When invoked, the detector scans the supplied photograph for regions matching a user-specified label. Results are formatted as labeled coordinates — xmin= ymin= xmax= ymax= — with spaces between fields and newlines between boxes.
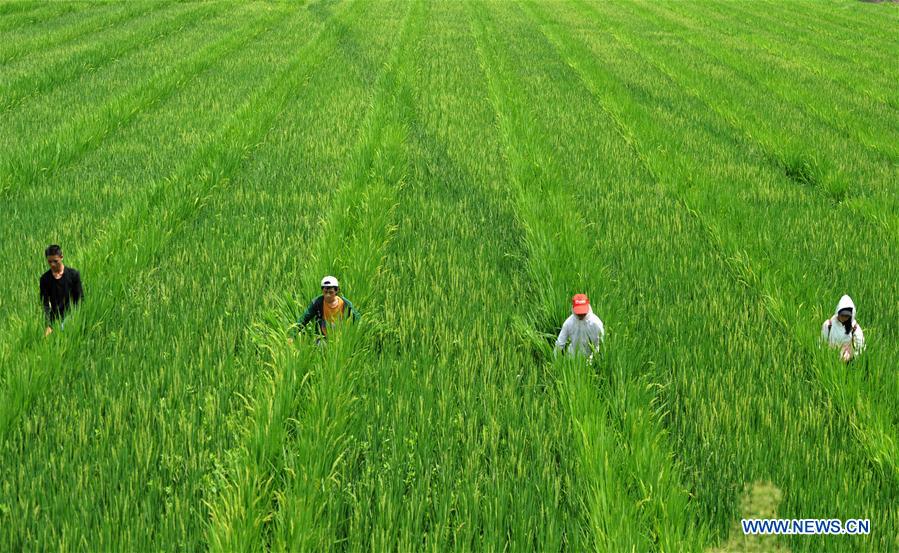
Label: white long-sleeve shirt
xmin=555 ymin=308 xmax=604 ymax=356
xmin=821 ymin=294 xmax=865 ymax=355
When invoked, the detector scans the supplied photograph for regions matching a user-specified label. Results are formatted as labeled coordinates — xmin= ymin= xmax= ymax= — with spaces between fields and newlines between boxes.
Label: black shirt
xmin=39 ymin=267 xmax=83 ymax=323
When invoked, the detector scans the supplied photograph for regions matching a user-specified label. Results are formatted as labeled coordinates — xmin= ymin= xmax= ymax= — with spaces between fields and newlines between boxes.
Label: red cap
xmin=572 ymin=294 xmax=590 ymax=315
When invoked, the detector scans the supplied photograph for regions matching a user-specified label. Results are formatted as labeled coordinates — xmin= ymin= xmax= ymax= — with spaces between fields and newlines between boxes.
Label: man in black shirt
xmin=39 ymin=244 xmax=83 ymax=337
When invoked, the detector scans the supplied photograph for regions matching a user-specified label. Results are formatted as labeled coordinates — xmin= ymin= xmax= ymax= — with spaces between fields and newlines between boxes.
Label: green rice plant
xmin=269 ymin=4 xmax=581 ymax=549
xmin=1 ymin=1 xmax=390 ymax=549
xmin=0 ymin=1 xmax=175 ymax=66
xmin=0 ymin=2 xmax=269 ymax=147
xmin=0 ymin=1 xmax=225 ymax=113
xmin=1 ymin=1 xmax=896 ymax=551
xmin=568 ymin=0 xmax=897 ymax=211
xmin=537 ymin=0 xmax=899 ymax=474
xmin=468 ymin=2 xmax=704 ymax=550
xmin=532 ymin=0 xmax=890 ymax=332
xmin=0 ymin=1 xmax=46 ymax=18
xmin=204 ymin=2 xmax=417 ymax=550
xmin=624 ymin=1 xmax=898 ymax=172
xmin=271 ymin=8 xmax=425 ymax=550
xmin=0 ymin=0 xmax=366 ymax=418
xmin=0 ymin=0 xmax=357 ymax=419
xmin=0 ymin=4 xmax=299 ymax=424
xmin=517 ymin=1 xmax=898 ymax=549
xmin=0 ymin=1 xmax=92 ymax=34
xmin=721 ymin=0 xmax=899 ymax=77
xmin=0 ymin=3 xmax=299 ymax=341
xmin=658 ymin=1 xmax=897 ymax=118
xmin=0 ymin=3 xmax=286 ymax=199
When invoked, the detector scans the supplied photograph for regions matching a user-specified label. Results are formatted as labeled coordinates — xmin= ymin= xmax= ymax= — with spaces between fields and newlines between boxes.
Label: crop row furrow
xmin=794 ymin=0 xmax=899 ymax=36
xmin=204 ymin=2 xmax=419 ymax=550
xmin=1 ymin=2 xmax=411 ymax=548
xmin=261 ymin=37 xmax=421 ymax=553
xmin=0 ymin=1 xmax=351 ymax=441
xmin=0 ymin=1 xmax=176 ymax=65
xmin=1 ymin=1 xmax=895 ymax=550
xmin=679 ymin=201 xmax=899 ymax=489
xmin=0 ymin=0 xmax=89 ymax=33
xmin=0 ymin=3 xmax=334 ymax=346
xmin=0 ymin=3 xmax=279 ymax=199
xmin=470 ymin=6 xmax=646 ymax=551
xmin=720 ymin=0 xmax=898 ymax=76
xmin=470 ymin=3 xmax=708 ymax=551
xmin=664 ymin=1 xmax=898 ymax=113
xmin=522 ymin=0 xmax=899 ymax=502
xmin=552 ymin=0 xmax=899 ymax=342
xmin=571 ymin=0 xmax=898 ymax=239
xmin=0 ymin=1 xmax=43 ymax=18
xmin=289 ymin=3 xmax=589 ymax=547
xmin=0 ymin=4 xmax=293 ymax=353
xmin=632 ymin=1 xmax=898 ymax=165
xmin=0 ymin=1 xmax=225 ymax=113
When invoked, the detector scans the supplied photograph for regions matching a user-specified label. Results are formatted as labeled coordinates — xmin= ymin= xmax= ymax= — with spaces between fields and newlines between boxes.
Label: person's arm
xmin=289 ymin=301 xmax=313 ymax=342
xmin=40 ymin=277 xmax=52 ymax=322
xmin=820 ymin=320 xmax=831 ymax=344
xmin=344 ymin=297 xmax=360 ymax=321
xmin=853 ymin=325 xmax=865 ymax=353
xmin=554 ymin=320 xmax=569 ymax=353
xmin=40 ymin=277 xmax=54 ymax=336
xmin=297 ymin=298 xmax=318 ymax=328
xmin=586 ymin=319 xmax=604 ymax=358
xmin=72 ymin=270 xmax=83 ymax=305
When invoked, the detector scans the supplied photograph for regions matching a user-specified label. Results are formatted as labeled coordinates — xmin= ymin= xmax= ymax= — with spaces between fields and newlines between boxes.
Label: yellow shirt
xmin=322 ymin=296 xmax=345 ymax=325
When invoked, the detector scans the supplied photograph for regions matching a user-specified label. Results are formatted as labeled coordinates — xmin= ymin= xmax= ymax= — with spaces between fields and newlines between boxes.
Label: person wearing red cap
xmin=555 ymin=293 xmax=605 ymax=358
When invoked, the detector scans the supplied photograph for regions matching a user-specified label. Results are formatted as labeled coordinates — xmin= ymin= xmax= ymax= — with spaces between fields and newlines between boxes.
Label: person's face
xmin=576 ymin=312 xmax=586 ymax=320
xmin=837 ymin=312 xmax=851 ymax=323
xmin=46 ymin=254 xmax=63 ymax=273
xmin=322 ymin=286 xmax=338 ymax=301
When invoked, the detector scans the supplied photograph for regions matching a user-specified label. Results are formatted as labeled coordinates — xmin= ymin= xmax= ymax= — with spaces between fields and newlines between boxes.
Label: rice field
xmin=1 ymin=1 xmax=897 ymax=551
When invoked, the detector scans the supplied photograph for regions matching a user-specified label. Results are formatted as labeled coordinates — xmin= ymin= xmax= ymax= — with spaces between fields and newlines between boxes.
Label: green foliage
xmin=0 ymin=1 xmax=896 ymax=551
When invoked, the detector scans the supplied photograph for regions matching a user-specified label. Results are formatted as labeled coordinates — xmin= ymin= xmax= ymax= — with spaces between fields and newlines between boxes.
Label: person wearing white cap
xmin=294 ymin=275 xmax=359 ymax=338
xmin=555 ymin=293 xmax=605 ymax=359
xmin=821 ymin=294 xmax=865 ymax=363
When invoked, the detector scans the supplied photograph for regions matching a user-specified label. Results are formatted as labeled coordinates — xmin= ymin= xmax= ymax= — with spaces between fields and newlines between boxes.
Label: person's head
xmin=572 ymin=293 xmax=590 ymax=320
xmin=321 ymin=275 xmax=339 ymax=302
xmin=834 ymin=295 xmax=856 ymax=328
xmin=45 ymin=244 xmax=63 ymax=272
xmin=834 ymin=295 xmax=856 ymax=334
xmin=837 ymin=308 xmax=853 ymax=324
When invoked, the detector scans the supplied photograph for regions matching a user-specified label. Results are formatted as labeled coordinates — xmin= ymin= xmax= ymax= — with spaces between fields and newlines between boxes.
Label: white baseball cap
xmin=321 ymin=275 xmax=339 ymax=288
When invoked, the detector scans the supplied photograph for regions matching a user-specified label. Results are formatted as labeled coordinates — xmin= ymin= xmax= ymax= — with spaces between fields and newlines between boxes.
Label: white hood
xmin=834 ymin=295 xmax=856 ymax=319
xmin=822 ymin=295 xmax=865 ymax=352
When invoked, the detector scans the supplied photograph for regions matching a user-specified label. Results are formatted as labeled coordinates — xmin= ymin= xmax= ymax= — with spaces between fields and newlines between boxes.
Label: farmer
xmin=293 ymin=275 xmax=359 ymax=339
xmin=555 ymin=293 xmax=604 ymax=359
xmin=39 ymin=244 xmax=83 ymax=337
xmin=821 ymin=294 xmax=865 ymax=363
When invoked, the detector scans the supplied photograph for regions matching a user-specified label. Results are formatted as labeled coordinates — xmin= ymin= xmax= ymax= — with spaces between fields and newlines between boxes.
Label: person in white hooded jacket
xmin=555 ymin=293 xmax=605 ymax=358
xmin=821 ymin=294 xmax=865 ymax=363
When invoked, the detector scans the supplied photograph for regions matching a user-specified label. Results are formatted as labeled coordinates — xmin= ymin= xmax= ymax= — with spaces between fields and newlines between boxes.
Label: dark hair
xmin=45 ymin=244 xmax=62 ymax=257
xmin=841 ymin=311 xmax=853 ymax=335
